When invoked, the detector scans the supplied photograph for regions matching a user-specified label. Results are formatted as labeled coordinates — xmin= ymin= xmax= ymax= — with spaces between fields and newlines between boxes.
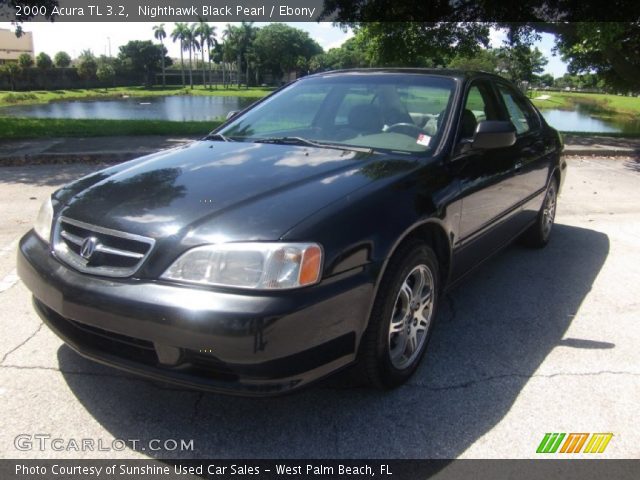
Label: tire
xmin=521 ymin=178 xmax=558 ymax=248
xmin=357 ymin=240 xmax=440 ymax=389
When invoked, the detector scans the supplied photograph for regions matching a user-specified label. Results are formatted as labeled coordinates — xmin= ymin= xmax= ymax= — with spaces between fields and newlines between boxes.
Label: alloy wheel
xmin=388 ymin=264 xmax=435 ymax=370
xmin=542 ymin=183 xmax=557 ymax=239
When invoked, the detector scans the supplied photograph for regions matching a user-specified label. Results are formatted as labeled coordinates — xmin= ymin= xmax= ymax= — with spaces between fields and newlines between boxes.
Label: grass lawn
xmin=0 ymin=85 xmax=273 ymax=107
xmin=530 ymin=91 xmax=640 ymax=117
xmin=0 ymin=117 xmax=221 ymax=139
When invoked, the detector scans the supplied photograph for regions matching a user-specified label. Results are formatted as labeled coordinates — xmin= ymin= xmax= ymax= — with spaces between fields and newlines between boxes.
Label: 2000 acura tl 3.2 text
xmin=18 ymin=69 xmax=566 ymax=395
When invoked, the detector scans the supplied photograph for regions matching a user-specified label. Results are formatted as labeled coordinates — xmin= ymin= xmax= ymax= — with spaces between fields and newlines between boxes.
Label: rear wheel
xmin=521 ymin=178 xmax=558 ymax=248
xmin=357 ymin=240 xmax=440 ymax=388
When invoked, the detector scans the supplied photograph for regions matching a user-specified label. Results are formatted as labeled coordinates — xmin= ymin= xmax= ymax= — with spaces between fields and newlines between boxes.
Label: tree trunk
xmin=161 ymin=39 xmax=166 ymax=87
xmin=201 ymin=49 xmax=206 ymax=89
xmin=180 ymin=41 xmax=185 ymax=87
xmin=237 ymin=52 xmax=241 ymax=88
xmin=189 ymin=47 xmax=193 ymax=89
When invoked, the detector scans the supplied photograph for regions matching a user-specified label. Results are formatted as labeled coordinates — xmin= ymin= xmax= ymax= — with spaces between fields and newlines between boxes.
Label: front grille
xmin=53 ymin=216 xmax=154 ymax=277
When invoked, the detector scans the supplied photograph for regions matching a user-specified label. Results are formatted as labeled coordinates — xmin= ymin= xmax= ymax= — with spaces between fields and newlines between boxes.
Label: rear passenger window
xmin=497 ymin=85 xmax=540 ymax=135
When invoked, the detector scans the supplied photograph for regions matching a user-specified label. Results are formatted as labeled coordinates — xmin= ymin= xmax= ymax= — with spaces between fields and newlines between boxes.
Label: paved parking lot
xmin=1 ymin=157 xmax=639 ymax=459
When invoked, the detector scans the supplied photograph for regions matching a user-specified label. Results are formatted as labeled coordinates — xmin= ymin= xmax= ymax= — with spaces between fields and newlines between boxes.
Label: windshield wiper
xmin=253 ymin=136 xmax=373 ymax=153
xmin=203 ymin=133 xmax=234 ymax=142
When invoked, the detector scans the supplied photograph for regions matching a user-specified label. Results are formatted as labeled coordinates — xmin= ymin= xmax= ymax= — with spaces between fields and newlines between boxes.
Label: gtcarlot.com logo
xmin=14 ymin=434 xmax=194 ymax=452
xmin=536 ymin=433 xmax=613 ymax=454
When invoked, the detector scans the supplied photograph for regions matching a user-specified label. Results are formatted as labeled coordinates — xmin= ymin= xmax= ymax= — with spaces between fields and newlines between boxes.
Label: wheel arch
xmin=364 ymin=218 xmax=453 ymax=327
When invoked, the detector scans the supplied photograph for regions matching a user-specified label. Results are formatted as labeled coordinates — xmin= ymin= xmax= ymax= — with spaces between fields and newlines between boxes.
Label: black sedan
xmin=18 ymin=69 xmax=566 ymax=395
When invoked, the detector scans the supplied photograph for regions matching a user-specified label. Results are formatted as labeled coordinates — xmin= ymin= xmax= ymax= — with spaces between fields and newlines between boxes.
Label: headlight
xmin=34 ymin=196 xmax=54 ymax=244
xmin=162 ymin=242 xmax=323 ymax=290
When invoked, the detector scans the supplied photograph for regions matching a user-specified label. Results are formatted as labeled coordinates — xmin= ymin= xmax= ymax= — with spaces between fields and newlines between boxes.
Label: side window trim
xmin=454 ymin=78 xmax=501 ymax=144
xmin=494 ymin=81 xmax=541 ymax=136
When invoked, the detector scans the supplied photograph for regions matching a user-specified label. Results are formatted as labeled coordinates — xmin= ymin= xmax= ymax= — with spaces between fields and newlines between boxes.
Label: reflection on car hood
xmin=56 ymin=140 xmax=415 ymax=242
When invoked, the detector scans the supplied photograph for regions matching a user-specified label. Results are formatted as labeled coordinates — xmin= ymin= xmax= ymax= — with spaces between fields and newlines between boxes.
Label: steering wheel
xmin=384 ymin=122 xmax=423 ymax=136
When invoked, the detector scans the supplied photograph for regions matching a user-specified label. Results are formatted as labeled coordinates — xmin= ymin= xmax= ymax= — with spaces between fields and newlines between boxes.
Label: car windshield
xmin=217 ymin=74 xmax=457 ymax=154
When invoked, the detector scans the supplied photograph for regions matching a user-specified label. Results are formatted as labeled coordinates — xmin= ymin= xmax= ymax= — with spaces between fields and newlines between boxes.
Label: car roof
xmin=305 ymin=68 xmax=505 ymax=82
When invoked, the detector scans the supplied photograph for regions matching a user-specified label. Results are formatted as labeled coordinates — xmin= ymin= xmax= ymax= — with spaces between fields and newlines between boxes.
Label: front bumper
xmin=17 ymin=231 xmax=374 ymax=396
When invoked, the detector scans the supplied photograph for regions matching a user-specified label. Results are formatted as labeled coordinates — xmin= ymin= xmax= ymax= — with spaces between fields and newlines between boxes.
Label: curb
xmin=562 ymin=149 xmax=639 ymax=158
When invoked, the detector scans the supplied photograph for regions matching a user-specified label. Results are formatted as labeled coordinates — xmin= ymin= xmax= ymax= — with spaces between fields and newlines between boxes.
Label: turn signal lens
xmin=299 ymin=245 xmax=322 ymax=286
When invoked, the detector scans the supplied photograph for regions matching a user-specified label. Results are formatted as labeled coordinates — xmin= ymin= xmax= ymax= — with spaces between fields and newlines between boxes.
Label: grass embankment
xmin=0 ymin=85 xmax=273 ymax=107
xmin=0 ymin=117 xmax=222 ymax=139
xmin=530 ymin=91 xmax=640 ymax=118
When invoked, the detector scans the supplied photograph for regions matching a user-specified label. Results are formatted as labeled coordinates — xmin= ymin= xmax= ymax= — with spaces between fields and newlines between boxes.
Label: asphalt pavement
xmin=0 ymin=156 xmax=639 ymax=459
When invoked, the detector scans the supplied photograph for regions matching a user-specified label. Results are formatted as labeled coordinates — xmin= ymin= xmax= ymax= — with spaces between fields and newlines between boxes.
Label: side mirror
xmin=226 ymin=110 xmax=239 ymax=121
xmin=472 ymin=121 xmax=516 ymax=149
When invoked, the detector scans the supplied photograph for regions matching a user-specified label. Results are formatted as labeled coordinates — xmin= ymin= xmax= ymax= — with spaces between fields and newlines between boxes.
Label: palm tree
xmin=223 ymin=22 xmax=256 ymax=88
xmin=212 ymin=43 xmax=224 ymax=89
xmin=171 ymin=23 xmax=188 ymax=87
xmin=152 ymin=24 xmax=167 ymax=86
xmin=185 ymin=23 xmax=199 ymax=89
xmin=222 ymin=24 xmax=241 ymax=88
xmin=237 ymin=22 xmax=256 ymax=88
xmin=196 ymin=20 xmax=216 ymax=89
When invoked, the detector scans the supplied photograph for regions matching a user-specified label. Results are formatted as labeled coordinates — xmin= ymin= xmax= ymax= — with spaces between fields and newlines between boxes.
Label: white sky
xmin=1 ymin=22 xmax=567 ymax=77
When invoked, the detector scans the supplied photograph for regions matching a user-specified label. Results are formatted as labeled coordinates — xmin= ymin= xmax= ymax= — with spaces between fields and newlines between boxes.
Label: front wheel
xmin=357 ymin=240 xmax=440 ymax=389
xmin=521 ymin=178 xmax=558 ymax=248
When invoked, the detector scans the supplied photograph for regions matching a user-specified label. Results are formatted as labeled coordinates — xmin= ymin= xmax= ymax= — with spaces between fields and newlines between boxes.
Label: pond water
xmin=0 ymin=95 xmax=260 ymax=122
xmin=540 ymin=104 xmax=640 ymax=134
xmin=2 ymin=95 xmax=639 ymax=134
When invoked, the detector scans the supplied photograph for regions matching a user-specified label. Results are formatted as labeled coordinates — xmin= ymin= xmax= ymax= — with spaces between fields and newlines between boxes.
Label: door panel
xmin=454 ymin=83 xmax=519 ymax=243
xmin=450 ymin=81 xmax=522 ymax=279
xmin=495 ymin=84 xmax=552 ymax=223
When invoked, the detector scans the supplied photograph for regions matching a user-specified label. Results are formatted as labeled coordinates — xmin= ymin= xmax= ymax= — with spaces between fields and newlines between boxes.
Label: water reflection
xmin=3 ymin=94 xmax=639 ymax=134
xmin=541 ymin=105 xmax=640 ymax=134
xmin=0 ymin=96 xmax=260 ymax=122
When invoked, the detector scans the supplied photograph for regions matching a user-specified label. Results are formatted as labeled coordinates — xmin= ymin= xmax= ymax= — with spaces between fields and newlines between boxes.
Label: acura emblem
xmin=80 ymin=236 xmax=99 ymax=260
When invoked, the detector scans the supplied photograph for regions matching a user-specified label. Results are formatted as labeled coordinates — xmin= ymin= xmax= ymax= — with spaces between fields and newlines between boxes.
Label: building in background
xmin=0 ymin=28 xmax=34 ymax=63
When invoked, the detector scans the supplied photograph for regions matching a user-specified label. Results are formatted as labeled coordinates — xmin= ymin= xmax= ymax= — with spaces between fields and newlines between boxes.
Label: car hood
xmin=56 ymin=140 xmax=416 ymax=244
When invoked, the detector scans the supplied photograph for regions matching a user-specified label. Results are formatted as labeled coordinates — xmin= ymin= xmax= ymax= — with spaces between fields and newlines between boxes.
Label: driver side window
xmin=460 ymin=84 xmax=493 ymax=139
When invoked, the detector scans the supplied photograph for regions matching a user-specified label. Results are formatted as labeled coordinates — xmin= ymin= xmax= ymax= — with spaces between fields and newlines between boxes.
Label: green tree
xmin=253 ymin=24 xmax=322 ymax=81
xmin=195 ymin=20 xmax=216 ymax=89
xmin=152 ymin=23 xmax=167 ymax=86
xmin=36 ymin=52 xmax=53 ymax=70
xmin=118 ymin=40 xmax=168 ymax=87
xmin=548 ymin=23 xmax=640 ymax=92
xmin=316 ymin=36 xmax=369 ymax=71
xmin=18 ymin=53 xmax=33 ymax=68
xmin=171 ymin=22 xmax=189 ymax=87
xmin=54 ymin=51 xmax=71 ymax=68
xmin=350 ymin=23 xmax=489 ymax=67
xmin=77 ymin=50 xmax=98 ymax=85
xmin=448 ymin=49 xmax=498 ymax=72
xmin=222 ymin=24 xmax=237 ymax=87
xmin=495 ymin=45 xmax=547 ymax=82
xmin=211 ymin=42 xmax=226 ymax=88
xmin=184 ymin=24 xmax=199 ymax=89
xmin=96 ymin=63 xmax=115 ymax=89
xmin=0 ymin=62 xmax=22 ymax=90
xmin=236 ymin=22 xmax=258 ymax=87
xmin=536 ymin=73 xmax=555 ymax=87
